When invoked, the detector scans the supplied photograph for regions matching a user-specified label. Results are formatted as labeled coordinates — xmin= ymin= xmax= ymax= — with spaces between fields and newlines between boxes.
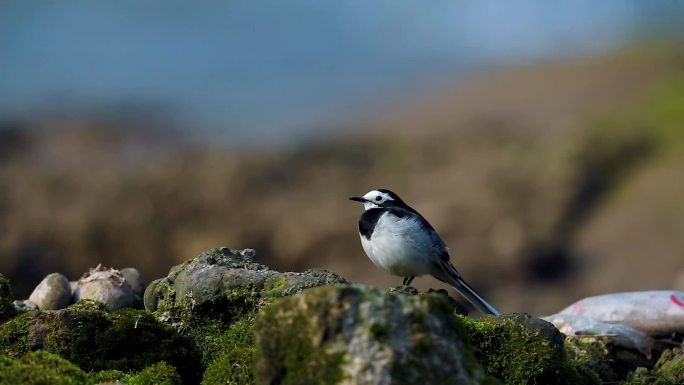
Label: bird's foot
xmin=402 ymin=275 xmax=416 ymax=286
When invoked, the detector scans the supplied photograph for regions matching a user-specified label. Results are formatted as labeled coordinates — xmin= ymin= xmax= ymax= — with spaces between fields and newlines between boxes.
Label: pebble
xmin=28 ymin=272 xmax=72 ymax=310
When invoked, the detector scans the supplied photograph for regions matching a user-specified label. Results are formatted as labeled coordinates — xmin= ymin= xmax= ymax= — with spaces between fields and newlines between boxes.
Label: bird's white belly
xmin=360 ymin=214 xmax=435 ymax=277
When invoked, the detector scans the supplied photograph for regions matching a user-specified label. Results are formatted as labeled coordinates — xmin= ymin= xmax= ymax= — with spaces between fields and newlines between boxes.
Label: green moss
xmin=461 ymin=314 xmax=600 ymax=385
xmin=0 ymin=352 xmax=183 ymax=385
xmin=0 ymin=301 xmax=201 ymax=385
xmin=617 ymin=349 xmax=684 ymax=384
xmin=68 ymin=299 xmax=108 ymax=313
xmin=254 ymin=285 xmax=501 ymax=384
xmin=147 ymin=247 xmax=347 ymax=381
xmin=564 ymin=336 xmax=617 ymax=383
xmin=86 ymin=369 xmax=129 ymax=384
xmin=262 ymin=276 xmax=290 ymax=297
xmin=147 ymin=262 xmax=266 ymax=382
xmin=621 ymin=367 xmax=672 ymax=385
xmin=0 ymin=354 xmax=12 ymax=372
xmin=254 ymin=286 xmax=347 ymax=385
xmin=128 ymin=361 xmax=182 ymax=385
xmin=0 ymin=274 xmax=16 ymax=324
xmin=166 ymin=293 xmax=258 ymax=367
xmin=0 ymin=311 xmax=35 ymax=357
xmin=621 ymin=367 xmax=650 ymax=385
xmin=390 ymin=292 xmax=487 ymax=385
xmin=201 ymin=319 xmax=256 ymax=385
xmin=86 ymin=309 xmax=199 ymax=383
xmin=41 ymin=301 xmax=112 ymax=363
xmin=0 ymin=350 xmax=87 ymax=385
xmin=652 ymin=347 xmax=684 ymax=384
xmin=149 ymin=255 xmax=271 ymax=366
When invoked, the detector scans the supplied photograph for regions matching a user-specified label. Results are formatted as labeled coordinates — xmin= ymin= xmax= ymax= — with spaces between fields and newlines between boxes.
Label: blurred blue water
xmin=0 ymin=1 xmax=682 ymax=145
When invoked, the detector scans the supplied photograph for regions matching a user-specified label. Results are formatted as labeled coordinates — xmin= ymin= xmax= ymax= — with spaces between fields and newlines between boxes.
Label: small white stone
xmin=28 ymin=273 xmax=72 ymax=310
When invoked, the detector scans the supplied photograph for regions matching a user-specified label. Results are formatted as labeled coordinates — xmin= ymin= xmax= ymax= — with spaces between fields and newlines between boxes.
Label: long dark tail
xmin=436 ymin=260 xmax=501 ymax=316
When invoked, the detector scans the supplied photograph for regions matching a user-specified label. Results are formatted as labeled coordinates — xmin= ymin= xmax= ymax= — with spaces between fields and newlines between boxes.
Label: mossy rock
xmin=0 ymin=300 xmax=201 ymax=384
xmin=622 ymin=347 xmax=684 ymax=385
xmin=654 ymin=347 xmax=684 ymax=383
xmin=0 ymin=350 xmax=87 ymax=385
xmin=0 ymin=351 xmax=181 ymax=385
xmin=461 ymin=313 xmax=600 ymax=385
xmin=146 ymin=247 xmax=347 ymax=365
xmin=254 ymin=285 xmax=497 ymax=385
xmin=0 ymin=274 xmax=16 ymax=324
xmin=0 ymin=303 xmax=34 ymax=357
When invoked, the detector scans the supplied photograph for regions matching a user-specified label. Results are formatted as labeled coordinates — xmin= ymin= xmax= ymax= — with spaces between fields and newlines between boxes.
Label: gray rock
xmin=120 ymin=267 xmax=146 ymax=297
xmin=254 ymin=285 xmax=497 ymax=385
xmin=143 ymin=247 xmax=348 ymax=367
xmin=73 ymin=265 xmax=138 ymax=310
xmin=143 ymin=278 xmax=162 ymax=313
xmin=144 ymin=246 xmax=347 ymax=313
xmin=28 ymin=272 xmax=71 ymax=310
xmin=501 ymin=312 xmax=565 ymax=348
xmin=463 ymin=312 xmax=601 ymax=384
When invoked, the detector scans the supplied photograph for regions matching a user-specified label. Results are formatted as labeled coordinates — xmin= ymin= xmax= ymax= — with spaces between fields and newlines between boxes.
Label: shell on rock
xmin=73 ymin=264 xmax=137 ymax=310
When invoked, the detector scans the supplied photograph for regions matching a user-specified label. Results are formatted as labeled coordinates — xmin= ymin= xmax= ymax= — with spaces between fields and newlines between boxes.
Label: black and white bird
xmin=350 ymin=188 xmax=500 ymax=315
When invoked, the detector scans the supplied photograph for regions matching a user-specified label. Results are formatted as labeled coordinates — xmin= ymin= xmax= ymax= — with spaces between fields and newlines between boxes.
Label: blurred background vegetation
xmin=1 ymin=1 xmax=683 ymax=315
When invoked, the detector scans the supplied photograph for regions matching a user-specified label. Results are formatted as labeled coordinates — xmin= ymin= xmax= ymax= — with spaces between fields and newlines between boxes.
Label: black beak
xmin=349 ymin=196 xmax=366 ymax=203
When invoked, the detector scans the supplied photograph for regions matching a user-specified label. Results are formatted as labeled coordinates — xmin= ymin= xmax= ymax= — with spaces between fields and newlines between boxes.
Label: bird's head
xmin=349 ymin=189 xmax=406 ymax=210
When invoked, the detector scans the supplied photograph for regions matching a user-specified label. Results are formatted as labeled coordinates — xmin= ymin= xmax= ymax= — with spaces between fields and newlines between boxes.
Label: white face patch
xmin=362 ymin=190 xmax=394 ymax=210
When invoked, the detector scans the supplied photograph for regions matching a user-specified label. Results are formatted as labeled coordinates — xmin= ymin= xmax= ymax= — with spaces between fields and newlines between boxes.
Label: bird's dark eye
xmin=375 ymin=196 xmax=382 ymax=201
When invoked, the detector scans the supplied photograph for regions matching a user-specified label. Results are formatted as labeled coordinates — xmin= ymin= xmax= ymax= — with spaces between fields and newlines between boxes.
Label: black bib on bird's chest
xmin=358 ymin=208 xmax=385 ymax=239
xmin=358 ymin=207 xmax=410 ymax=240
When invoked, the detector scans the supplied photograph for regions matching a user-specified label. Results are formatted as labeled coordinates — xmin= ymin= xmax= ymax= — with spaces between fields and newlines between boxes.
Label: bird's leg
xmin=402 ymin=275 xmax=416 ymax=286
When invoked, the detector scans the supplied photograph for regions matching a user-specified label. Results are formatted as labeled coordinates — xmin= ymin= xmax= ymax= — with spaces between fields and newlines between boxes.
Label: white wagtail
xmin=350 ymin=189 xmax=500 ymax=315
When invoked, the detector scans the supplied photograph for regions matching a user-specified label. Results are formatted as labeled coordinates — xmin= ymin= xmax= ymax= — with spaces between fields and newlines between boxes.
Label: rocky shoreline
xmin=1 ymin=247 xmax=683 ymax=384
